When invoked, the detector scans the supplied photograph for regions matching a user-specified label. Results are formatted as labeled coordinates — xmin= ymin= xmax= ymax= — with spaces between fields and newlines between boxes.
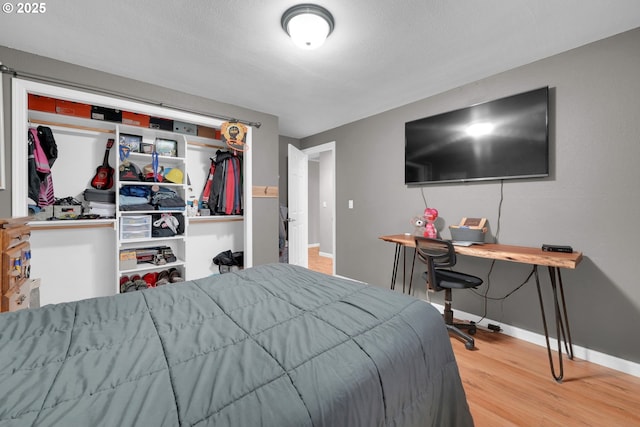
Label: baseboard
xmin=335 ymin=274 xmax=365 ymax=283
xmin=318 ymin=251 xmax=333 ymax=259
xmin=425 ymin=301 xmax=640 ymax=378
xmin=308 ymin=243 xmax=320 ymax=248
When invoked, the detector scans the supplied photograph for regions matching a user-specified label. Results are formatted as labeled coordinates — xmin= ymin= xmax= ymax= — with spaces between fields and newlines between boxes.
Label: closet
xmin=11 ymin=79 xmax=252 ymax=305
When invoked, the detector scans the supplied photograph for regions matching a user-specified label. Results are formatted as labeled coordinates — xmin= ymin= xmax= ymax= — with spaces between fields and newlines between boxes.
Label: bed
xmin=0 ymin=263 xmax=473 ymax=427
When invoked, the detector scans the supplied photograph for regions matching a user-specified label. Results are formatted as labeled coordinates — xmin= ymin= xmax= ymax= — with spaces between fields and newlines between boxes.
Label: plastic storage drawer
xmin=120 ymin=216 xmax=151 ymax=240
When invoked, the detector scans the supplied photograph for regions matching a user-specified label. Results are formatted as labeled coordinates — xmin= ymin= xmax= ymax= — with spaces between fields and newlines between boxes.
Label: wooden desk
xmin=379 ymin=233 xmax=583 ymax=382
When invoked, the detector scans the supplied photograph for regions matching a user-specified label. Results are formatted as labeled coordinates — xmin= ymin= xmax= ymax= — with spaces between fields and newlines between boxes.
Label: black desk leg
xmin=534 ymin=265 xmax=575 ymax=382
xmin=550 ymin=266 xmax=574 ymax=360
xmin=402 ymin=246 xmax=407 ymax=293
xmin=391 ymin=243 xmax=401 ymax=290
xmin=408 ymin=248 xmax=417 ymax=295
xmin=390 ymin=244 xmax=416 ymax=294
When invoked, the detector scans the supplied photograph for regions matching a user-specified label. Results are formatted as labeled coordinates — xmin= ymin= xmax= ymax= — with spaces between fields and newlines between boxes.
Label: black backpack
xmin=36 ymin=126 xmax=58 ymax=166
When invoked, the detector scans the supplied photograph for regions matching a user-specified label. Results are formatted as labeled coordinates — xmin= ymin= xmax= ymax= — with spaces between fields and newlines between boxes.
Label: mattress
xmin=0 ymin=263 xmax=473 ymax=426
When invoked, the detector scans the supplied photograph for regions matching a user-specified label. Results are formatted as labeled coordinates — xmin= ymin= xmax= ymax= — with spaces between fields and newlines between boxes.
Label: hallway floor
xmin=308 ymin=247 xmax=333 ymax=275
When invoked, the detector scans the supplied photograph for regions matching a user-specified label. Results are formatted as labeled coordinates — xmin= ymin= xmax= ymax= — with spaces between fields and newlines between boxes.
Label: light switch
xmin=348 ymin=200 xmax=353 ymax=209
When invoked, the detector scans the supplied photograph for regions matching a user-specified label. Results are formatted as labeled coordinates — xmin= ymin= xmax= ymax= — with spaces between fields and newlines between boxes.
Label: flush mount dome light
xmin=281 ymin=4 xmax=335 ymax=50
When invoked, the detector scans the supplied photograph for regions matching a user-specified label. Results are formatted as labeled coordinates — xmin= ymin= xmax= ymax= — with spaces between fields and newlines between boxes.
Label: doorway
xmin=305 ymin=142 xmax=335 ymax=275
xmin=288 ymin=142 xmax=336 ymax=275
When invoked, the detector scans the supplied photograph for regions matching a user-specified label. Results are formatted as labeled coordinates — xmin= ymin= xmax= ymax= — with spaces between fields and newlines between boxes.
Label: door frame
xmin=302 ymin=141 xmax=336 ymax=275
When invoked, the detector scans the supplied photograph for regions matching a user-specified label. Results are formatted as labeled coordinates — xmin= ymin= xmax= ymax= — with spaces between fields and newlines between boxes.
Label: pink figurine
xmin=423 ymin=208 xmax=438 ymax=239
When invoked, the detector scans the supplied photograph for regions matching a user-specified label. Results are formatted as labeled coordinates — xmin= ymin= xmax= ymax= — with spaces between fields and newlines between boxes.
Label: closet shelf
xmin=188 ymin=215 xmax=243 ymax=224
xmin=29 ymin=219 xmax=116 ymax=230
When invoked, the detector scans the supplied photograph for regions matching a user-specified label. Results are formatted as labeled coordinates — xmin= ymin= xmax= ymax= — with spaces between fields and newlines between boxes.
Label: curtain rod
xmin=0 ymin=62 xmax=262 ymax=128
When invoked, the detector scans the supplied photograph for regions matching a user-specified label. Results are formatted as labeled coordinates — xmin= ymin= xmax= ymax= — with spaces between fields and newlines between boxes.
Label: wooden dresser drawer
xmin=2 ymin=241 xmax=30 ymax=293
xmin=1 ymin=279 xmax=32 ymax=312
xmin=1 ymin=224 xmax=30 ymax=251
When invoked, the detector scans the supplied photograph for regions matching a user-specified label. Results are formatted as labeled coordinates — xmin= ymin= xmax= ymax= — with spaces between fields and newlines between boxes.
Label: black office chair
xmin=414 ymin=236 xmax=483 ymax=350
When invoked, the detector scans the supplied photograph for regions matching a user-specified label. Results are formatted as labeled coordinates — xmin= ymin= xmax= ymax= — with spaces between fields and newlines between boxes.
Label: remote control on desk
xmin=541 ymin=244 xmax=573 ymax=253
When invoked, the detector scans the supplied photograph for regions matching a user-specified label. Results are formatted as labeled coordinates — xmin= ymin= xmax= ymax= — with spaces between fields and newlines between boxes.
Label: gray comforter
xmin=0 ymin=263 xmax=473 ymax=426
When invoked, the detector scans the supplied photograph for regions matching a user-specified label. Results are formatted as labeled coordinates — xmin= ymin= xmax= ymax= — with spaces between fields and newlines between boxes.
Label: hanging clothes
xmin=201 ymin=150 xmax=242 ymax=215
xmin=27 ymin=127 xmax=56 ymax=207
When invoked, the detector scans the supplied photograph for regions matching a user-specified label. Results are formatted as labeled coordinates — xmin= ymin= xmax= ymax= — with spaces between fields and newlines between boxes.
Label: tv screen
xmin=405 ymin=87 xmax=549 ymax=185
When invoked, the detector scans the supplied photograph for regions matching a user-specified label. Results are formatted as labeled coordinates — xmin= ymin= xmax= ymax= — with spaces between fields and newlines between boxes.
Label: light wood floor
xmin=308 ymin=247 xmax=333 ymax=275
xmin=451 ymin=327 xmax=640 ymax=427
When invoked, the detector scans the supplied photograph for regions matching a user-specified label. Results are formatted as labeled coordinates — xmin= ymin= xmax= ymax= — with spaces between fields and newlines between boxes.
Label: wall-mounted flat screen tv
xmin=405 ymin=87 xmax=549 ymax=185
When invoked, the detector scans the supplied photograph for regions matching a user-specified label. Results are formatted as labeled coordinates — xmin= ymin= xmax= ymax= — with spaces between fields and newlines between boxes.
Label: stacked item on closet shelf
xmin=83 ymin=188 xmax=116 ymax=218
xmin=201 ymin=150 xmax=243 ymax=215
xmin=119 ymin=185 xmax=154 ymax=211
xmin=85 ymin=202 xmax=116 ymax=218
xmin=118 ymin=186 xmax=185 ymax=211
xmin=151 ymin=186 xmax=185 ymax=211
xmin=120 ymin=267 xmax=184 ymax=293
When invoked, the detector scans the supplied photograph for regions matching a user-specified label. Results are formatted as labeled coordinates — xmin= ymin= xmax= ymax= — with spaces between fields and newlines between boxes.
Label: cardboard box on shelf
xmin=28 ymin=94 xmax=56 ymax=113
xmin=197 ymin=125 xmax=217 ymax=139
xmin=91 ymin=106 xmax=122 ymax=122
xmin=119 ymin=250 xmax=137 ymax=270
xmin=122 ymin=111 xmax=150 ymax=128
xmin=173 ymin=121 xmax=197 ymax=135
xmin=149 ymin=117 xmax=173 ymax=131
xmin=55 ymin=100 xmax=92 ymax=118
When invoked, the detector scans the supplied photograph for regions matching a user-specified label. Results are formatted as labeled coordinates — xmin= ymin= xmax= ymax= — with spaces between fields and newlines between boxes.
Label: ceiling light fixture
xmin=281 ymin=4 xmax=335 ymax=50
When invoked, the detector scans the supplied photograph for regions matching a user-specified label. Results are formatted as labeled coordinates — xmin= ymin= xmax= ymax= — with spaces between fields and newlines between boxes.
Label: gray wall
xmin=0 ymin=45 xmax=280 ymax=265
xmin=318 ymin=150 xmax=333 ymax=255
xmin=308 ymin=160 xmax=320 ymax=244
xmin=301 ymin=28 xmax=640 ymax=364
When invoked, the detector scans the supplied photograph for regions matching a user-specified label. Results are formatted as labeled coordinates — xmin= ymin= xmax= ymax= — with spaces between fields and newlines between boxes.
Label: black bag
xmin=151 ymin=213 xmax=185 ymax=237
xmin=36 ymin=126 xmax=58 ymax=166
xmin=213 ymin=250 xmax=243 ymax=273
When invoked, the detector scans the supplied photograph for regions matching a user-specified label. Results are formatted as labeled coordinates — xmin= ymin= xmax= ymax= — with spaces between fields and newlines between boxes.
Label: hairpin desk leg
xmin=534 ymin=265 xmax=575 ymax=382
xmin=408 ymin=249 xmax=417 ymax=295
xmin=402 ymin=246 xmax=407 ymax=293
xmin=550 ymin=266 xmax=574 ymax=360
xmin=391 ymin=243 xmax=401 ymax=290
xmin=390 ymin=243 xmax=416 ymax=294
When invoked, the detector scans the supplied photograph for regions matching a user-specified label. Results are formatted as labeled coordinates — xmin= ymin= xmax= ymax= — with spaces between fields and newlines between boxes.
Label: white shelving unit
xmin=115 ymin=124 xmax=189 ymax=290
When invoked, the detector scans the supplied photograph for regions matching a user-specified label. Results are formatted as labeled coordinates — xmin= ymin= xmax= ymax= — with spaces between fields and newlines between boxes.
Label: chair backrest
xmin=414 ymin=237 xmax=457 ymax=291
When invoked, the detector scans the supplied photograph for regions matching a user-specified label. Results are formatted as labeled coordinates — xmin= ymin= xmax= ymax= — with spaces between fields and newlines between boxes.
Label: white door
xmin=288 ymin=144 xmax=308 ymax=267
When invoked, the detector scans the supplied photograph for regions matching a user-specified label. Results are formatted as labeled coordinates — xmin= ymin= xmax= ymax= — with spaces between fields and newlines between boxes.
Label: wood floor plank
xmin=452 ymin=328 xmax=640 ymax=427
xmin=308 ymin=247 xmax=333 ymax=275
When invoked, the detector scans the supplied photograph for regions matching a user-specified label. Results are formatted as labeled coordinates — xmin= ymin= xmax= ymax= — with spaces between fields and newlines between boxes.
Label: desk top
xmin=379 ymin=234 xmax=583 ymax=269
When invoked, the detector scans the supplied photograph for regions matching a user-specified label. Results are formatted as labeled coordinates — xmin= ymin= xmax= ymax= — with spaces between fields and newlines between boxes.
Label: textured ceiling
xmin=1 ymin=0 xmax=640 ymax=138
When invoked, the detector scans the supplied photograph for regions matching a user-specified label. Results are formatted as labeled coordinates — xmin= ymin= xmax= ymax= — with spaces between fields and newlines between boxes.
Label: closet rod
xmin=0 ymin=62 xmax=262 ymax=129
